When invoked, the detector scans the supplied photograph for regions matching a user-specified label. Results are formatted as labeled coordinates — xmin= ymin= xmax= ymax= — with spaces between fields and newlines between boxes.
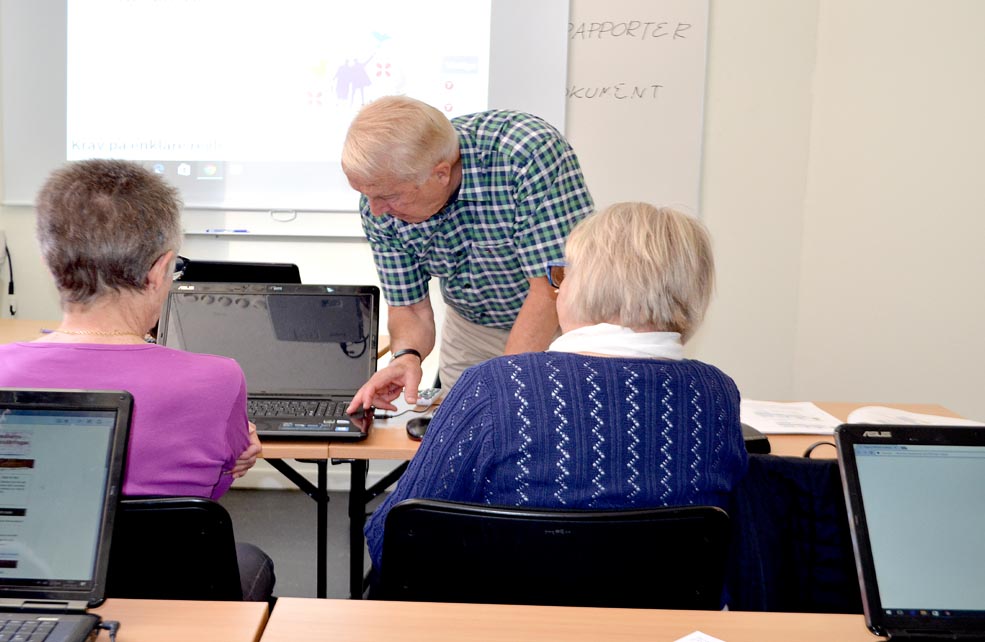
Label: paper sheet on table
xmin=740 ymin=400 xmax=841 ymax=435
xmin=674 ymin=632 xmax=727 ymax=642
xmin=846 ymin=406 xmax=985 ymax=426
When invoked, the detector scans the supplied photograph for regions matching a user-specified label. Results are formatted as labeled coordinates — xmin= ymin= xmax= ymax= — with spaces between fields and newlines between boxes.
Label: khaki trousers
xmin=438 ymin=307 xmax=510 ymax=391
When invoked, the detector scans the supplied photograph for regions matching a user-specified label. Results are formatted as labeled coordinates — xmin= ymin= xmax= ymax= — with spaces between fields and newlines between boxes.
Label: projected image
xmin=66 ymin=0 xmax=491 ymax=210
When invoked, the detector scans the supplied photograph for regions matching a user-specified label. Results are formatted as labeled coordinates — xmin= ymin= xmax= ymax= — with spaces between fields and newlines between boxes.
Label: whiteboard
xmin=566 ymin=0 xmax=709 ymax=214
xmin=0 ymin=0 xmax=568 ymax=213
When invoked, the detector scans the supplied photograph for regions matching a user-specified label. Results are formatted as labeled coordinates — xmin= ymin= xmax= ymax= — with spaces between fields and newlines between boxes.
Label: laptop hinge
xmin=0 ymin=599 xmax=88 ymax=613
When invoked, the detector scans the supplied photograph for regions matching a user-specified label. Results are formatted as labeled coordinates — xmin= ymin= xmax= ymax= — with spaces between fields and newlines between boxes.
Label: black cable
xmin=4 ymin=243 xmax=12 ymax=293
xmin=4 ymin=242 xmax=13 ymax=316
xmin=340 ymin=337 xmax=368 ymax=359
xmin=802 ymin=441 xmax=837 ymax=458
xmin=97 ymin=620 xmax=120 ymax=642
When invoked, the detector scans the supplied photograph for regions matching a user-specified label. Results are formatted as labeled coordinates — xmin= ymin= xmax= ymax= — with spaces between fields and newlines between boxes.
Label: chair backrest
xmin=106 ymin=497 xmax=243 ymax=601
xmin=726 ymin=454 xmax=862 ymax=613
xmin=380 ymin=499 xmax=730 ymax=609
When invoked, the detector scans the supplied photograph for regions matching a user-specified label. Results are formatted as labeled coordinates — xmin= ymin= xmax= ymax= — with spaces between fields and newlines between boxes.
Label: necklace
xmin=51 ymin=328 xmax=146 ymax=339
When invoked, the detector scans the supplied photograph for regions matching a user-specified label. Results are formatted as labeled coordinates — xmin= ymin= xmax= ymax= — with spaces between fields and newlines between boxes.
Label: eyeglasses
xmin=545 ymin=260 xmax=567 ymax=288
xmin=172 ymin=255 xmax=189 ymax=282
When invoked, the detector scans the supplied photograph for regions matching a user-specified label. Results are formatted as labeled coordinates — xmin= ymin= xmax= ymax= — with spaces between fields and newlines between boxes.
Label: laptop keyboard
xmin=0 ymin=618 xmax=57 ymax=642
xmin=248 ymin=399 xmax=349 ymax=419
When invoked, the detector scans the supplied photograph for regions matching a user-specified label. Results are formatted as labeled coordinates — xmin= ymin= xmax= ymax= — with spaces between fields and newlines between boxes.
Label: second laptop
xmin=158 ymin=282 xmax=380 ymax=440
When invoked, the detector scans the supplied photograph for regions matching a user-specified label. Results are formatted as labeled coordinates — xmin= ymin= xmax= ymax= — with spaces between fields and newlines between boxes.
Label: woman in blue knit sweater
xmin=365 ymin=202 xmax=748 ymax=570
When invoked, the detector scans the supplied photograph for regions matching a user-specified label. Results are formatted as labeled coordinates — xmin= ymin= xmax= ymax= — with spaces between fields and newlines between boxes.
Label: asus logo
xmin=177 ymin=285 xmax=196 ymax=291
xmin=862 ymin=430 xmax=893 ymax=438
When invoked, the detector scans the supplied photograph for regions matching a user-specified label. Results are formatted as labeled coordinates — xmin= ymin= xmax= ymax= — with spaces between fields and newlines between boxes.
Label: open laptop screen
xmin=855 ymin=443 xmax=985 ymax=613
xmin=838 ymin=425 xmax=985 ymax=638
xmin=159 ymin=284 xmax=379 ymax=395
xmin=0 ymin=390 xmax=131 ymax=602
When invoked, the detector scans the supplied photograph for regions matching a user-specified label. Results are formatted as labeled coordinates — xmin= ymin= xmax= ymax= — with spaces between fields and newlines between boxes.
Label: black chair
xmin=379 ymin=499 xmax=730 ymax=609
xmin=726 ymin=454 xmax=863 ymax=613
xmin=106 ymin=497 xmax=245 ymax=601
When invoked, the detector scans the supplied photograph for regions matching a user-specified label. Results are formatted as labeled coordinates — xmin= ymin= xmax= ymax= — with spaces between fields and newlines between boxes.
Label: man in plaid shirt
xmin=343 ymin=96 xmax=593 ymax=411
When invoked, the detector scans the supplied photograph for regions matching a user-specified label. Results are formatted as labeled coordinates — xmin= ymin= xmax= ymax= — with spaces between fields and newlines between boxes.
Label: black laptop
xmin=158 ymin=282 xmax=379 ymax=439
xmin=0 ymin=389 xmax=131 ymax=642
xmin=173 ymin=257 xmax=301 ymax=284
xmin=836 ymin=424 xmax=985 ymax=641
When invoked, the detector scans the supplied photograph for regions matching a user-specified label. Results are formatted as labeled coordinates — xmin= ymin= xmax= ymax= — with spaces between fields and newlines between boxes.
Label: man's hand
xmin=347 ymin=298 xmax=435 ymax=413
xmin=227 ymin=422 xmax=262 ymax=478
xmin=347 ymin=355 xmax=424 ymax=413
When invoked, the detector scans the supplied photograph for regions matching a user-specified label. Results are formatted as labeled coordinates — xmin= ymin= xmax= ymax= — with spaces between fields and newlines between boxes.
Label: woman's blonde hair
xmin=563 ymin=202 xmax=714 ymax=341
xmin=341 ymin=96 xmax=459 ymax=185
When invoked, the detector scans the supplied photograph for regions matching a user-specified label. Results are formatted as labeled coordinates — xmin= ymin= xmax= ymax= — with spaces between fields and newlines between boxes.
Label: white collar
xmin=547 ymin=323 xmax=683 ymax=360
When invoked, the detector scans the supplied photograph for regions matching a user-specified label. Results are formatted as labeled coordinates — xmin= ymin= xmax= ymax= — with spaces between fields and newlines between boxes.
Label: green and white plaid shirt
xmin=360 ymin=110 xmax=594 ymax=329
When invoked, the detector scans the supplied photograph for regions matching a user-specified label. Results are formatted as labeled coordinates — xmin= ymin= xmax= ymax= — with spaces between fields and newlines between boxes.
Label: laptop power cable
xmin=97 ymin=620 xmax=121 ymax=642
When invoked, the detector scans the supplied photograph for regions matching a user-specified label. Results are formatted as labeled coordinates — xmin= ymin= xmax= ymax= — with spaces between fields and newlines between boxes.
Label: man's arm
xmin=347 ymin=297 xmax=436 ymax=412
xmin=504 ymin=276 xmax=559 ymax=354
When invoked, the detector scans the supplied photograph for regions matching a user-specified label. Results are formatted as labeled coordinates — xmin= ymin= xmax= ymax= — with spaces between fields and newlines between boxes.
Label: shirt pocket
xmin=451 ymin=240 xmax=520 ymax=314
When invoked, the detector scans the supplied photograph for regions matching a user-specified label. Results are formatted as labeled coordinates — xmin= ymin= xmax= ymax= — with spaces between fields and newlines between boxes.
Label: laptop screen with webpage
xmin=0 ymin=389 xmax=131 ymax=606
xmin=836 ymin=425 xmax=985 ymax=640
xmin=158 ymin=283 xmax=380 ymax=396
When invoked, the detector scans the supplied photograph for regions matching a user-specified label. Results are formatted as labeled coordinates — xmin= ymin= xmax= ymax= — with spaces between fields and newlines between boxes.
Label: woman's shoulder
xmin=641 ymin=358 xmax=739 ymax=388
xmin=146 ymin=345 xmax=245 ymax=378
xmin=467 ymin=353 xmax=737 ymax=389
xmin=678 ymin=358 xmax=735 ymax=377
xmin=471 ymin=351 xmax=572 ymax=375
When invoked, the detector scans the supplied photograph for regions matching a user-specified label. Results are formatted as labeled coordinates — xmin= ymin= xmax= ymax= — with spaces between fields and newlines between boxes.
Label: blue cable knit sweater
xmin=366 ymin=352 xmax=748 ymax=570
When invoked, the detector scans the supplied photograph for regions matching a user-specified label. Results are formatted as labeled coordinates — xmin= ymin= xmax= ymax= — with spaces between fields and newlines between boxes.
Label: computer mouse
xmin=406 ymin=417 xmax=431 ymax=441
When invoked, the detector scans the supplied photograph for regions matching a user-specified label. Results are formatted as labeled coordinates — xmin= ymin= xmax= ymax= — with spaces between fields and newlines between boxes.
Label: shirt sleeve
xmin=360 ymin=196 xmax=431 ymax=306
xmin=214 ymin=367 xmax=251 ymax=499
xmin=364 ymin=365 xmax=495 ymax=570
xmin=508 ymin=120 xmax=595 ymax=279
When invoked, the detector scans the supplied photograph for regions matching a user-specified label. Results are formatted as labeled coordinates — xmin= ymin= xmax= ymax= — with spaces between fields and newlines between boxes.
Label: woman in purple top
xmin=0 ymin=159 xmax=275 ymax=600
xmin=0 ymin=159 xmax=260 ymax=499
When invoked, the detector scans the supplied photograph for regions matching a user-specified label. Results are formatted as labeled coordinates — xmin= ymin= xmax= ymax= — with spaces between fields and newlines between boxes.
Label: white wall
xmin=793 ymin=0 xmax=985 ymax=419
xmin=2 ymin=0 xmax=984 ymax=435
xmin=689 ymin=1 xmax=819 ymax=404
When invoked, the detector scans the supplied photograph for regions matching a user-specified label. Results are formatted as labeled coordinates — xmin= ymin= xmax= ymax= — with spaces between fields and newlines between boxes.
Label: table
xmin=0 ymin=318 xmax=59 ymax=343
xmin=767 ymin=401 xmax=961 ymax=458
xmin=92 ymin=598 xmax=268 ymax=642
xmin=258 ymin=597 xmax=878 ymax=642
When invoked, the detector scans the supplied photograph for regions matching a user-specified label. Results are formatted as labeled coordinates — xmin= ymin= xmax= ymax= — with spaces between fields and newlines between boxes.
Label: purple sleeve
xmin=210 ymin=370 xmax=250 ymax=499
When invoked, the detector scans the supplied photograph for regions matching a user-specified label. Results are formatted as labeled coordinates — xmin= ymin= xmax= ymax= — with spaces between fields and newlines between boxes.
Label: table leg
xmin=347 ymin=459 xmax=368 ymax=599
xmin=316 ymin=460 xmax=328 ymax=598
xmin=346 ymin=461 xmax=411 ymax=599
xmin=265 ymin=458 xmax=330 ymax=599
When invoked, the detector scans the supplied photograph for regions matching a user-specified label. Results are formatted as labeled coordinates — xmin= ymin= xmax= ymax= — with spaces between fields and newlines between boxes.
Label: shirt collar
xmin=548 ymin=323 xmax=684 ymax=360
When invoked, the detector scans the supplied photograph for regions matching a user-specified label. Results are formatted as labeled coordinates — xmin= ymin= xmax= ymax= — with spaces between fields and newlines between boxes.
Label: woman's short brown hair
xmin=36 ymin=159 xmax=182 ymax=305
xmin=563 ymin=202 xmax=714 ymax=342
